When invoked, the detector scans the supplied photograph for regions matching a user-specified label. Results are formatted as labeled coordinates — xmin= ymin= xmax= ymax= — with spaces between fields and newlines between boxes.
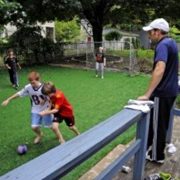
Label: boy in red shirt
xmin=39 ymin=82 xmax=80 ymax=143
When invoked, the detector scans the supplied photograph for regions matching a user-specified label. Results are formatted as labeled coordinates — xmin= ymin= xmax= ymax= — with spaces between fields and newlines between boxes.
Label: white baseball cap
xmin=142 ymin=18 xmax=169 ymax=32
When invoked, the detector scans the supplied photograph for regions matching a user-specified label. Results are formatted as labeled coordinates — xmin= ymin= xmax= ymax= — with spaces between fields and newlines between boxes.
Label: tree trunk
xmin=92 ymin=23 xmax=103 ymax=50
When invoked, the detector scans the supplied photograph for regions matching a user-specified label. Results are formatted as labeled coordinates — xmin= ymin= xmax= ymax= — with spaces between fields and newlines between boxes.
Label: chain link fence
xmin=85 ymin=41 xmax=138 ymax=74
xmin=0 ymin=40 xmax=156 ymax=74
xmin=1 ymin=40 xmax=138 ymax=73
xmin=51 ymin=41 xmax=139 ymax=74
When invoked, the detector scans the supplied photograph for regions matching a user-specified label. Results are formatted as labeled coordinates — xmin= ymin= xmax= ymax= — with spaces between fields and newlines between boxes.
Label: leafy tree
xmin=9 ymin=26 xmax=43 ymax=64
xmin=79 ymin=0 xmax=116 ymax=44
xmin=0 ymin=0 xmax=25 ymax=25
xmin=15 ymin=0 xmax=80 ymax=23
xmin=55 ymin=17 xmax=80 ymax=42
xmin=169 ymin=26 xmax=180 ymax=43
xmin=111 ymin=0 xmax=180 ymax=30
xmin=105 ymin=31 xmax=122 ymax=41
xmin=13 ymin=0 xmax=116 ymax=46
xmin=4 ymin=0 xmax=180 ymax=47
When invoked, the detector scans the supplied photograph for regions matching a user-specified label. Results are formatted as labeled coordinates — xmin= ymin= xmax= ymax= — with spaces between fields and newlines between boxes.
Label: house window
xmin=46 ymin=27 xmax=54 ymax=40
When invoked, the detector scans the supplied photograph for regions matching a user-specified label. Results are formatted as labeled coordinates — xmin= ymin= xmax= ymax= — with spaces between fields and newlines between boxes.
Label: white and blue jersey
xmin=17 ymin=83 xmax=50 ymax=113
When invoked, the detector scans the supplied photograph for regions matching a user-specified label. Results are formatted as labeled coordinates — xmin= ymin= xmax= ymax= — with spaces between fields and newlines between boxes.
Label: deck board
xmin=113 ymin=116 xmax=180 ymax=180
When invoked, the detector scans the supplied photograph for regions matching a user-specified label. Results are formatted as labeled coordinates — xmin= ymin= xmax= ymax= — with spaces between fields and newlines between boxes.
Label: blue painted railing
xmin=166 ymin=105 xmax=180 ymax=143
xmin=0 ymin=109 xmax=150 ymax=180
xmin=166 ymin=88 xmax=180 ymax=143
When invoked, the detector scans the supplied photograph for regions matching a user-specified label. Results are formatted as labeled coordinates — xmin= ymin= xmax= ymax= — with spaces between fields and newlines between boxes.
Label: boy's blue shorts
xmin=31 ymin=113 xmax=53 ymax=128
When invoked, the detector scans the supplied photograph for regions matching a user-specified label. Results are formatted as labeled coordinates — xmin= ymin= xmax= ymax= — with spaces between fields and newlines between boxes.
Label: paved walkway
xmin=79 ymin=117 xmax=180 ymax=180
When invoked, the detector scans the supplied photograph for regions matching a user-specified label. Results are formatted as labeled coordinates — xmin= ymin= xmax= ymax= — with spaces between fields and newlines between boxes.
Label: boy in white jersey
xmin=1 ymin=71 xmax=54 ymax=144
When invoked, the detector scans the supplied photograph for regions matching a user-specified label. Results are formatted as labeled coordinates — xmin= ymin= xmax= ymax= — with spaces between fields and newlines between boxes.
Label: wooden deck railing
xmin=166 ymin=105 xmax=180 ymax=143
xmin=0 ymin=109 xmax=150 ymax=180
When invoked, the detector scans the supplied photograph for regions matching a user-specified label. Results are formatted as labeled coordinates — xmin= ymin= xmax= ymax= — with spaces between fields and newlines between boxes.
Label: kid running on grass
xmin=4 ymin=48 xmax=21 ymax=89
xmin=39 ymin=82 xmax=80 ymax=144
xmin=1 ymin=71 xmax=57 ymax=144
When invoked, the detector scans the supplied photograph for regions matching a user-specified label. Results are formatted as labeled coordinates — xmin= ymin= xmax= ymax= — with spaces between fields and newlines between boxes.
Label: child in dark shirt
xmin=4 ymin=49 xmax=21 ymax=89
xmin=95 ymin=47 xmax=106 ymax=79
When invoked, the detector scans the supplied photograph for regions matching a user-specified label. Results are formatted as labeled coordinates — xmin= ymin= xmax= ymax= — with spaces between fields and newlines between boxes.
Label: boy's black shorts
xmin=53 ymin=113 xmax=75 ymax=127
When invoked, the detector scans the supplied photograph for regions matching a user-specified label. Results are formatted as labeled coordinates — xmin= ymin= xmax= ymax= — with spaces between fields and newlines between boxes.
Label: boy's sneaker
xmin=101 ymin=76 xmax=104 ymax=79
xmin=95 ymin=75 xmax=98 ymax=77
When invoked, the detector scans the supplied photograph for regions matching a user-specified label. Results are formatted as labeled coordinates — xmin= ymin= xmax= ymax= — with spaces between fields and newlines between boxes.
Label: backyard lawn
xmin=0 ymin=65 xmax=149 ymax=179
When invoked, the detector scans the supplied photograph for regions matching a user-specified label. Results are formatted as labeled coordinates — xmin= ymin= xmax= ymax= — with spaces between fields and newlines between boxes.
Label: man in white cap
xmin=138 ymin=18 xmax=179 ymax=163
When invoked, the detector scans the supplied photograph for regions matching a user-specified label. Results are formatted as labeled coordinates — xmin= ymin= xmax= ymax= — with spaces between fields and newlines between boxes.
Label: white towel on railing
xmin=128 ymin=99 xmax=154 ymax=105
xmin=124 ymin=99 xmax=154 ymax=113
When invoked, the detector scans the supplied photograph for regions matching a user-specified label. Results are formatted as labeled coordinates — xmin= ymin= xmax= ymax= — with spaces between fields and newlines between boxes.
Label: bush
xmin=105 ymin=31 xmax=122 ymax=41
xmin=55 ymin=18 xmax=80 ymax=42
xmin=124 ymin=38 xmax=130 ymax=49
xmin=136 ymin=49 xmax=154 ymax=59
xmin=137 ymin=58 xmax=153 ymax=73
xmin=7 ymin=26 xmax=64 ymax=65
xmin=132 ymin=38 xmax=140 ymax=49
xmin=176 ymin=95 xmax=180 ymax=108
xmin=8 ymin=26 xmax=43 ymax=64
xmin=106 ymin=49 xmax=130 ymax=57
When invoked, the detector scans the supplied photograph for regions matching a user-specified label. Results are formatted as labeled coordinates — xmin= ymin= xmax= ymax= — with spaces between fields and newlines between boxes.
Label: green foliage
xmin=55 ymin=18 xmax=80 ymax=42
xmin=7 ymin=26 xmax=54 ymax=65
xmin=175 ymin=36 xmax=180 ymax=43
xmin=3 ymin=0 xmax=180 ymax=44
xmin=106 ymin=49 xmax=154 ymax=59
xmin=170 ymin=26 xmax=180 ymax=35
xmin=0 ymin=0 xmax=25 ymax=25
xmin=176 ymin=95 xmax=180 ymax=108
xmin=0 ymin=37 xmax=8 ymax=45
xmin=169 ymin=26 xmax=180 ymax=43
xmin=136 ymin=49 xmax=154 ymax=59
xmin=105 ymin=31 xmax=122 ymax=41
xmin=0 ymin=66 xmax=149 ymax=179
xmin=9 ymin=26 xmax=43 ymax=63
xmin=136 ymin=49 xmax=154 ymax=73
xmin=0 ymin=24 xmax=3 ymax=32
xmin=114 ymin=23 xmax=142 ymax=32
xmin=15 ymin=0 xmax=80 ymax=23
xmin=132 ymin=38 xmax=141 ymax=49
xmin=106 ymin=49 xmax=130 ymax=57
xmin=124 ymin=38 xmax=130 ymax=49
xmin=9 ymin=26 xmax=42 ymax=48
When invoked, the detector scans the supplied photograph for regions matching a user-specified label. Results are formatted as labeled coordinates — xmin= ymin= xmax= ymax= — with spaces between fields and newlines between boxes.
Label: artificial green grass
xmin=0 ymin=65 xmax=149 ymax=179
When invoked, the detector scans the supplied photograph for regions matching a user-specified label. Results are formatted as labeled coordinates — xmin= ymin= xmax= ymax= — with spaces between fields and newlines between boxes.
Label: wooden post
xmin=133 ymin=112 xmax=150 ymax=180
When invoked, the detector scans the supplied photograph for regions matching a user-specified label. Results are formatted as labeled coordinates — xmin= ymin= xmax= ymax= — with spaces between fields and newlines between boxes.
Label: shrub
xmin=132 ymin=38 xmax=141 ymax=49
xmin=105 ymin=31 xmax=122 ymax=41
xmin=55 ymin=18 xmax=80 ymax=42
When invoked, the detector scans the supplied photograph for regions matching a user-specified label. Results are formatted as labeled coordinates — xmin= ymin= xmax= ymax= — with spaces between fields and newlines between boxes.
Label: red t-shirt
xmin=50 ymin=90 xmax=73 ymax=117
xmin=96 ymin=52 xmax=104 ymax=63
